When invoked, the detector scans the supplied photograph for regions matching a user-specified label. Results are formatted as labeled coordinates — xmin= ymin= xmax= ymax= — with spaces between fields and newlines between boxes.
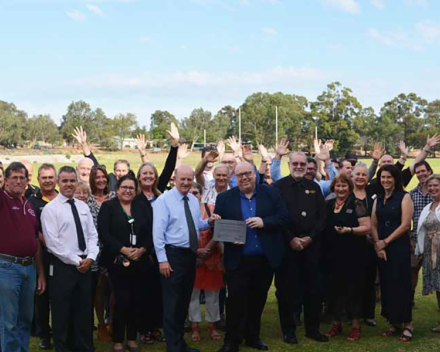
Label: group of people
xmin=2 ymin=124 xmax=440 ymax=352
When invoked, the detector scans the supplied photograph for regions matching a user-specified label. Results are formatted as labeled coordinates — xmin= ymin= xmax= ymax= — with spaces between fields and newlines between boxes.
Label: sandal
xmin=348 ymin=327 xmax=361 ymax=341
xmin=381 ymin=326 xmax=400 ymax=337
xmin=399 ymin=328 xmax=413 ymax=342
xmin=151 ymin=329 xmax=166 ymax=342
xmin=140 ymin=331 xmax=153 ymax=344
xmin=191 ymin=324 xmax=201 ymax=342
xmin=208 ymin=323 xmax=222 ymax=340
xmin=326 ymin=323 xmax=342 ymax=338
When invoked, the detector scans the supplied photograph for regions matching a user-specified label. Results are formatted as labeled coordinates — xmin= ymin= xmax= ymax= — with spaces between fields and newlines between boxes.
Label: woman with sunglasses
xmin=98 ymin=175 xmax=153 ymax=352
xmin=187 ymin=183 xmax=223 ymax=342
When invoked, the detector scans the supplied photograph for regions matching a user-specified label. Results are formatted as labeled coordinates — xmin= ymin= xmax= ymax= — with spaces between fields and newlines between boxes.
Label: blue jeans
xmin=0 ymin=258 xmax=36 ymax=352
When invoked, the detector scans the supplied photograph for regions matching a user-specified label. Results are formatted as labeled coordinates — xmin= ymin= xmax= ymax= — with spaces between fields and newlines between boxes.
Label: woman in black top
xmin=98 ymin=175 xmax=153 ymax=352
xmin=324 ymin=173 xmax=370 ymax=341
xmin=371 ymin=164 xmax=414 ymax=341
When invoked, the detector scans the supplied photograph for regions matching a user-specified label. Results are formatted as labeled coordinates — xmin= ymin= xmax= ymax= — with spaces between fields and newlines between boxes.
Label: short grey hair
xmin=353 ymin=162 xmax=368 ymax=173
xmin=57 ymin=166 xmax=77 ymax=181
xmin=288 ymin=151 xmax=307 ymax=162
xmin=213 ymin=163 xmax=230 ymax=176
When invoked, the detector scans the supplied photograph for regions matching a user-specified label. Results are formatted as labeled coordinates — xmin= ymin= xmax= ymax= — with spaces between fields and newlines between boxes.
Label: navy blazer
xmin=214 ymin=185 xmax=288 ymax=271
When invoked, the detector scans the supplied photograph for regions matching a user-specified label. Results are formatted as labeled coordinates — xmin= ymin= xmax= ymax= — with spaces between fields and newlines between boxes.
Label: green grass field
xmin=14 ymin=151 xmax=440 ymax=351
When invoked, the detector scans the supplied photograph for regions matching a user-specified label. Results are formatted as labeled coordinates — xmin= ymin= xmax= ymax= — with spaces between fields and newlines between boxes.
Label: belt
xmin=0 ymin=253 xmax=35 ymax=267
xmin=165 ymin=244 xmax=192 ymax=252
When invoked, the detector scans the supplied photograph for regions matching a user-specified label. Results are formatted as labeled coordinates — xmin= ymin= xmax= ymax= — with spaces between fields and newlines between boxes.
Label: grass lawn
xmin=15 ymin=151 xmax=440 ymax=351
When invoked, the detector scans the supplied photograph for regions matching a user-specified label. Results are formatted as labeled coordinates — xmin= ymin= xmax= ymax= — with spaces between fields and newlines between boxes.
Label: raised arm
xmin=176 ymin=144 xmax=191 ymax=170
xmin=156 ymin=122 xmax=180 ymax=192
xmin=195 ymin=150 xmax=219 ymax=186
xmin=409 ymin=134 xmax=440 ymax=174
xmin=136 ymin=134 xmax=149 ymax=163
xmin=368 ymin=142 xmax=383 ymax=180
xmin=72 ymin=126 xmax=99 ymax=166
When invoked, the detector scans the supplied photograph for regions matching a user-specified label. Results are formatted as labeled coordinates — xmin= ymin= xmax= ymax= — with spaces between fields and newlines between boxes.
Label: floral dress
xmin=420 ymin=211 xmax=440 ymax=295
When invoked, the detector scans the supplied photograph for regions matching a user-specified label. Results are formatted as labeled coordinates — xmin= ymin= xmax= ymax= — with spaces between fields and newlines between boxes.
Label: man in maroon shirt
xmin=0 ymin=162 xmax=46 ymax=352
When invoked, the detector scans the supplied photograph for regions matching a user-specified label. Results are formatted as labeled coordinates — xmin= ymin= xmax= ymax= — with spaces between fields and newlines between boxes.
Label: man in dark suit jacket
xmin=273 ymin=151 xmax=328 ymax=345
xmin=214 ymin=161 xmax=288 ymax=352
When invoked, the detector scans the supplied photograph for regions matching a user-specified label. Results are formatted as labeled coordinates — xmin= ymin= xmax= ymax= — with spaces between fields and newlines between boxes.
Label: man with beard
xmin=274 ymin=151 xmax=328 ymax=345
xmin=409 ymin=161 xmax=434 ymax=307
xmin=29 ymin=164 xmax=58 ymax=350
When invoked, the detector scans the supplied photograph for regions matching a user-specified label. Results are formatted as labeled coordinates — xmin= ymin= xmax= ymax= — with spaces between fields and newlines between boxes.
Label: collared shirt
xmin=410 ymin=184 xmax=433 ymax=241
xmin=240 ymin=189 xmax=263 ymax=256
xmin=41 ymin=193 xmax=99 ymax=266
xmin=270 ymin=159 xmax=337 ymax=197
xmin=29 ymin=189 xmax=58 ymax=231
xmin=153 ymin=187 xmax=210 ymax=263
xmin=0 ymin=189 xmax=39 ymax=257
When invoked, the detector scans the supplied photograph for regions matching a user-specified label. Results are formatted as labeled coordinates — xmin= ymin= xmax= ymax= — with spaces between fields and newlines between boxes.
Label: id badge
xmin=132 ymin=235 xmax=137 ymax=246
xmin=49 ymin=264 xmax=54 ymax=277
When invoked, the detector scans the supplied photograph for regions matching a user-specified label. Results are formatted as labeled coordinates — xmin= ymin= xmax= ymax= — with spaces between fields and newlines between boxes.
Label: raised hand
xmin=317 ymin=143 xmax=330 ymax=161
xmin=325 ymin=139 xmax=334 ymax=151
xmin=242 ymin=145 xmax=254 ymax=162
xmin=313 ymin=139 xmax=322 ymax=155
xmin=426 ymin=134 xmax=440 ymax=150
xmin=227 ymin=136 xmax=241 ymax=153
xmin=398 ymin=141 xmax=408 ymax=158
xmin=72 ymin=126 xmax=87 ymax=145
xmin=258 ymin=144 xmax=268 ymax=160
xmin=205 ymin=150 xmax=219 ymax=163
xmin=276 ymin=138 xmax=289 ymax=158
xmin=177 ymin=143 xmax=190 ymax=160
xmin=217 ymin=140 xmax=225 ymax=156
xmin=371 ymin=142 xmax=384 ymax=161
xmin=166 ymin=122 xmax=180 ymax=147
xmin=136 ymin=134 xmax=147 ymax=151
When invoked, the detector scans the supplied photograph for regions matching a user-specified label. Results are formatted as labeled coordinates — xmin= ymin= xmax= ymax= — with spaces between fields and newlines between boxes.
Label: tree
xmin=181 ymin=108 xmax=213 ymax=144
xmin=26 ymin=114 xmax=61 ymax=144
xmin=112 ymin=113 xmax=138 ymax=149
xmin=239 ymin=92 xmax=308 ymax=148
xmin=59 ymin=101 xmax=98 ymax=144
xmin=93 ymin=108 xmax=116 ymax=149
xmin=0 ymin=101 xmax=27 ymax=148
xmin=310 ymin=82 xmax=363 ymax=154
xmin=149 ymin=110 xmax=179 ymax=141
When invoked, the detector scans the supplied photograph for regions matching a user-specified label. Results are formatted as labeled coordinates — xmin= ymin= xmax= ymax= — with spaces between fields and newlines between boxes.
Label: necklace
xmin=335 ymin=198 xmax=347 ymax=210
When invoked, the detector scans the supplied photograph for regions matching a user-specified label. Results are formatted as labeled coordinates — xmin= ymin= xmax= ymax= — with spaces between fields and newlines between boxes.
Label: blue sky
xmin=1 ymin=0 xmax=439 ymax=127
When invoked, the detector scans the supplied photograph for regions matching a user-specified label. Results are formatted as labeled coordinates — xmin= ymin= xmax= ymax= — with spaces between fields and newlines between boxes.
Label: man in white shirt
xmin=41 ymin=166 xmax=99 ymax=352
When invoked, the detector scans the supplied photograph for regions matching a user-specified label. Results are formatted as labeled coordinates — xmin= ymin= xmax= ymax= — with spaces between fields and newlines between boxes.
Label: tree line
xmin=1 ymin=81 xmax=439 ymax=155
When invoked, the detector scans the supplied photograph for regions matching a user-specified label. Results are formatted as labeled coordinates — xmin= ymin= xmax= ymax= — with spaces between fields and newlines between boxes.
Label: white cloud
xmin=86 ymin=4 xmax=105 ymax=17
xmin=368 ymin=27 xmax=424 ymax=51
xmin=321 ymin=0 xmax=360 ymax=14
xmin=416 ymin=20 xmax=440 ymax=43
xmin=262 ymin=27 xmax=277 ymax=35
xmin=140 ymin=36 xmax=151 ymax=42
xmin=66 ymin=10 xmax=86 ymax=21
xmin=371 ymin=0 xmax=384 ymax=10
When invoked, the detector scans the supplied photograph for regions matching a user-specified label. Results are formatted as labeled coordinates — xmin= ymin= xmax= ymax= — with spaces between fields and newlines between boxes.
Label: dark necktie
xmin=67 ymin=198 xmax=87 ymax=252
xmin=183 ymin=196 xmax=198 ymax=253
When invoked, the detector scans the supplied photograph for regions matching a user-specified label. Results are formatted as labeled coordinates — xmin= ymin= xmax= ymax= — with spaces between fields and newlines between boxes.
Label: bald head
xmin=235 ymin=161 xmax=255 ymax=194
xmin=21 ymin=160 xmax=34 ymax=182
xmin=380 ymin=154 xmax=394 ymax=167
xmin=174 ymin=165 xmax=195 ymax=195
xmin=221 ymin=153 xmax=237 ymax=175
xmin=77 ymin=157 xmax=94 ymax=183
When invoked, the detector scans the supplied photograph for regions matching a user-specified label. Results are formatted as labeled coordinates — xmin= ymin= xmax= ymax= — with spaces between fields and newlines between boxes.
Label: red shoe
xmin=348 ymin=327 xmax=361 ymax=341
xmin=326 ymin=323 xmax=342 ymax=338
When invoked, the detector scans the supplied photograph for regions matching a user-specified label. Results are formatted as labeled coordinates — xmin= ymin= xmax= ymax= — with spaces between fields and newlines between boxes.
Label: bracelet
xmin=424 ymin=148 xmax=430 ymax=153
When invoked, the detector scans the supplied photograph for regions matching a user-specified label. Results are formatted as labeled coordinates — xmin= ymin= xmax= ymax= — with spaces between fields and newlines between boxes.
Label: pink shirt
xmin=0 ymin=189 xmax=39 ymax=257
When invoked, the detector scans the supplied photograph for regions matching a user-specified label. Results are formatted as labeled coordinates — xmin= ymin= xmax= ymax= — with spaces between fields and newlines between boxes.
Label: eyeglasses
xmin=191 ymin=191 xmax=200 ymax=196
xmin=291 ymin=162 xmax=306 ymax=167
xmin=120 ymin=186 xmax=135 ymax=191
xmin=236 ymin=171 xmax=253 ymax=179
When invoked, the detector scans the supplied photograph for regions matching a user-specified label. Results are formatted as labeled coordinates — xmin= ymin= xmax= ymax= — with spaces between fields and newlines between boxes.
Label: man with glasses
xmin=214 ymin=161 xmax=288 ymax=352
xmin=0 ymin=162 xmax=46 ymax=352
xmin=41 ymin=166 xmax=99 ymax=352
xmin=274 ymin=151 xmax=328 ymax=345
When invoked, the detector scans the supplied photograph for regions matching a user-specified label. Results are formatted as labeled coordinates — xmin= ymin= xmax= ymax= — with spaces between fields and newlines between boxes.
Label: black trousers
xmin=225 ymin=255 xmax=274 ymax=346
xmin=363 ymin=243 xmax=378 ymax=320
xmin=35 ymin=248 xmax=51 ymax=340
xmin=140 ymin=256 xmax=163 ymax=332
xmin=275 ymin=244 xmax=322 ymax=335
xmin=108 ymin=264 xmax=142 ymax=343
xmin=50 ymin=258 xmax=93 ymax=352
xmin=161 ymin=246 xmax=196 ymax=352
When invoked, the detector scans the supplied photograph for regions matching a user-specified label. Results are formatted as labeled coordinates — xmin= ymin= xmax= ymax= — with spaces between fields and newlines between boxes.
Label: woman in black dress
xmin=98 ymin=175 xmax=153 ymax=352
xmin=371 ymin=164 xmax=414 ymax=341
xmin=324 ymin=173 xmax=370 ymax=341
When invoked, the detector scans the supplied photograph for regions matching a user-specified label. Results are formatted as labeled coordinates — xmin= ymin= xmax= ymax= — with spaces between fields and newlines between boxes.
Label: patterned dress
xmin=420 ymin=211 xmax=440 ymax=295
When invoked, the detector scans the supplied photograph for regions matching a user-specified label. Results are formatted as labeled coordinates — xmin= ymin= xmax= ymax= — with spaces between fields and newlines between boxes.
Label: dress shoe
xmin=305 ymin=331 xmax=329 ymax=342
xmin=283 ymin=332 xmax=298 ymax=345
xmin=182 ymin=346 xmax=200 ymax=352
xmin=217 ymin=342 xmax=239 ymax=352
xmin=39 ymin=338 xmax=53 ymax=350
xmin=245 ymin=340 xmax=269 ymax=350
xmin=293 ymin=312 xmax=302 ymax=326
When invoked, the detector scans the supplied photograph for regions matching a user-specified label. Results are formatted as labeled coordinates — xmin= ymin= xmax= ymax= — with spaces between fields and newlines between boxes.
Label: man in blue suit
xmin=214 ymin=161 xmax=288 ymax=352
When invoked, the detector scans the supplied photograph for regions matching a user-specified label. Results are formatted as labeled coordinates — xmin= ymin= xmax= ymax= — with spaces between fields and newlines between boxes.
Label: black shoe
xmin=283 ymin=332 xmax=298 ymax=345
xmin=182 ymin=346 xmax=200 ymax=352
xmin=293 ymin=312 xmax=302 ymax=326
xmin=216 ymin=318 xmax=227 ymax=331
xmin=217 ymin=342 xmax=239 ymax=352
xmin=245 ymin=340 xmax=269 ymax=351
xmin=305 ymin=331 xmax=328 ymax=342
xmin=39 ymin=338 xmax=52 ymax=350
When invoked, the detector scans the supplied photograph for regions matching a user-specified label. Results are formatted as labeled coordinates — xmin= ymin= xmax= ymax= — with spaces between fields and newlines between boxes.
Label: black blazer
xmin=214 ymin=185 xmax=288 ymax=271
xmin=97 ymin=197 xmax=153 ymax=267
